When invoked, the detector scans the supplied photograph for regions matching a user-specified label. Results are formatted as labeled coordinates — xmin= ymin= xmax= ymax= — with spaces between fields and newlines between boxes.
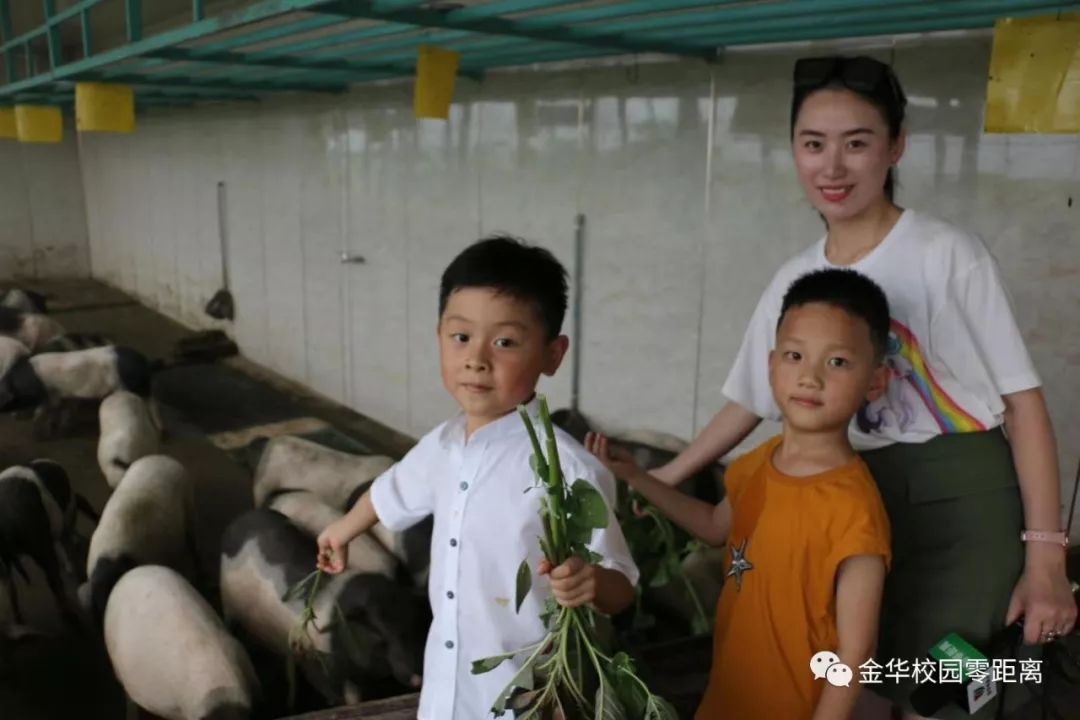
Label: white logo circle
xmin=826 ymin=663 xmax=854 ymax=688
xmin=809 ymin=650 xmax=841 ymax=679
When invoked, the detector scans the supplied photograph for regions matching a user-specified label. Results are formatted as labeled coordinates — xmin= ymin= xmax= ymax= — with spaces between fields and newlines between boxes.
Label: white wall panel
xmin=78 ymin=33 xmax=1080 ymax=530
xmin=475 ymin=72 xmax=586 ymax=416
xmin=341 ymin=92 xmax=412 ymax=433
xmin=0 ymin=122 xmax=89 ymax=280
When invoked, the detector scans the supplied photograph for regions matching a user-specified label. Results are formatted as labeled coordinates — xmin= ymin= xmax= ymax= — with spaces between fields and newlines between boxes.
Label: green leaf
xmin=515 ymin=559 xmax=532 ymax=614
xmin=281 ymin=569 xmax=320 ymax=602
xmin=491 ymin=633 xmax=553 ymax=714
xmin=540 ymin=596 xmax=560 ymax=631
xmin=594 ymin=676 xmax=628 ymax=720
xmin=472 ymin=649 xmax=520 ymax=675
xmin=570 ymin=480 xmax=609 ymax=529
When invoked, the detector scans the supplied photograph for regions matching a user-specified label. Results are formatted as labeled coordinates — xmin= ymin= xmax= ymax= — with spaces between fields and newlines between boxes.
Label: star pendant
xmin=727 ymin=538 xmax=754 ymax=591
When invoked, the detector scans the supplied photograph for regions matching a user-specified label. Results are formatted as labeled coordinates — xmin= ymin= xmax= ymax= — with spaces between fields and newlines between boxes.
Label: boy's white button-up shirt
xmin=370 ymin=399 xmax=639 ymax=720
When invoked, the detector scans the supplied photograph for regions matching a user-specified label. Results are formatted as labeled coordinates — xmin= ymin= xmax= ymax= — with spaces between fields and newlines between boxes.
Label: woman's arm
xmin=811 ymin=555 xmax=887 ymax=720
xmin=652 ymin=402 xmax=762 ymax=487
xmin=1002 ymin=387 xmax=1078 ymax=644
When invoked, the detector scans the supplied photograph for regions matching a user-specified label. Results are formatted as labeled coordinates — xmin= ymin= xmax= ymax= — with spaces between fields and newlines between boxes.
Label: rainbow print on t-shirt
xmin=889 ymin=320 xmax=986 ymax=433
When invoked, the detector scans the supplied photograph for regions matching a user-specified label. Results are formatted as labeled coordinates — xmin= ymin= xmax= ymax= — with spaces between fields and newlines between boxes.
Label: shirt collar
xmin=437 ymin=394 xmax=543 ymax=449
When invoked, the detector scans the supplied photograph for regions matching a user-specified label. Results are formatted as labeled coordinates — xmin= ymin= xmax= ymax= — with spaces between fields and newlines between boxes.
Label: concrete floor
xmin=1 ymin=278 xmax=1078 ymax=720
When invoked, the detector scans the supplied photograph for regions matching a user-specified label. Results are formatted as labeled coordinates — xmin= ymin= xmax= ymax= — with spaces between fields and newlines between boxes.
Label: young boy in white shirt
xmin=317 ymin=235 xmax=639 ymax=720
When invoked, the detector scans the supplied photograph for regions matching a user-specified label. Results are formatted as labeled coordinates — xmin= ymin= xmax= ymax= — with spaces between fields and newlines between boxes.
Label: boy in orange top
xmin=588 ymin=268 xmax=893 ymax=720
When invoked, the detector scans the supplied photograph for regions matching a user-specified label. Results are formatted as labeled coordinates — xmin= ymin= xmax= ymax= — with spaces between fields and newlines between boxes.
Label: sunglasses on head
xmin=793 ymin=56 xmax=904 ymax=106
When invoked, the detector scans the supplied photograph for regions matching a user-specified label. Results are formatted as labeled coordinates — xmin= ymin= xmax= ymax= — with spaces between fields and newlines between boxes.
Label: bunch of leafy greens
xmin=471 ymin=395 xmax=678 ymax=719
xmin=615 ymin=486 xmax=711 ymax=638
xmin=282 ymin=566 xmax=370 ymax=710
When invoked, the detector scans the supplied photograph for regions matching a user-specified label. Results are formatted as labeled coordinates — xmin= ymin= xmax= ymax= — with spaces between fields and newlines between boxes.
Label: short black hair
xmin=438 ymin=235 xmax=569 ymax=340
xmin=778 ymin=269 xmax=890 ymax=360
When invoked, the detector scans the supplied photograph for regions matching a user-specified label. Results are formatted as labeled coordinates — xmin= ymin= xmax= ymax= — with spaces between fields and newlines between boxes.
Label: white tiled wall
xmin=75 ymin=33 xmax=1080 ymax=528
xmin=0 ymin=121 xmax=89 ymax=279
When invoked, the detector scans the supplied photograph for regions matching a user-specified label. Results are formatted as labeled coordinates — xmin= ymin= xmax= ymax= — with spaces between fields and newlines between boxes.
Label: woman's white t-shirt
xmin=722 ymin=209 xmax=1041 ymax=451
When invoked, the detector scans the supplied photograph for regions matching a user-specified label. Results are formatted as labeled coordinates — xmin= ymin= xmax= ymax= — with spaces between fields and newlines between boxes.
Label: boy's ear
xmin=865 ymin=363 xmax=890 ymax=403
xmin=542 ymin=335 xmax=570 ymax=376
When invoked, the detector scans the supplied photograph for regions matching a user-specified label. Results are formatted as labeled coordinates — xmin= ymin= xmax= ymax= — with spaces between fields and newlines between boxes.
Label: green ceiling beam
xmin=125 ymin=0 xmax=142 ymax=43
xmin=145 ymin=46 xmax=420 ymax=79
xmin=0 ymin=0 xmax=106 ymax=55
xmin=0 ymin=0 xmax=14 ymax=83
xmin=693 ymin=6 xmax=1071 ymax=48
xmin=613 ymin=0 xmax=1075 ymax=41
xmin=0 ymin=0 xmax=343 ymax=98
xmin=81 ymin=6 xmax=93 ymax=56
xmin=77 ymin=69 xmax=346 ymax=95
xmin=317 ymin=0 xmax=718 ymax=60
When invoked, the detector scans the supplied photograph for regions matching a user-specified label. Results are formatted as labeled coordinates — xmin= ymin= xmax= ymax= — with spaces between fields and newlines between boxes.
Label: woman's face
xmin=791 ymin=88 xmax=905 ymax=224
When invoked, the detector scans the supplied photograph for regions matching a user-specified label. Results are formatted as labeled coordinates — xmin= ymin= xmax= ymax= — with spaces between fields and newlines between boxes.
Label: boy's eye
xmin=803 ymin=140 xmax=822 ymax=151
xmin=450 ymin=332 xmax=468 ymax=343
xmin=846 ymin=139 xmax=866 ymax=150
xmin=828 ymin=357 xmax=850 ymax=368
xmin=494 ymin=337 xmax=517 ymax=349
xmin=784 ymin=351 xmax=802 ymax=361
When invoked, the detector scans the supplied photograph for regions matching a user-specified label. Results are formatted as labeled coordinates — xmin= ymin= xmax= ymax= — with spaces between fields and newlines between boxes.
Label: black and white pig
xmin=40 ymin=333 xmax=112 ymax=354
xmin=0 ymin=337 xmax=28 ymax=383
xmin=0 ymin=345 xmax=153 ymax=412
xmin=105 ymin=565 xmax=259 ymax=720
xmin=342 ymin=482 xmax=432 ymax=589
xmin=265 ymin=490 xmax=398 ymax=577
xmin=82 ymin=455 xmax=196 ymax=623
xmin=249 ymin=435 xmax=431 ymax=586
xmin=0 ymin=460 xmax=93 ymax=628
xmin=249 ymin=435 xmax=395 ymax=509
xmin=0 ymin=288 xmax=48 ymax=314
xmin=97 ymin=390 xmax=161 ymax=489
xmin=219 ymin=509 xmax=428 ymax=706
xmin=0 ymin=307 xmax=64 ymax=353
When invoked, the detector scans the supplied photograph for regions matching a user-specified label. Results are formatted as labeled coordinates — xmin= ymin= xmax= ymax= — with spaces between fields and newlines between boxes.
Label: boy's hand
xmin=316 ymin=521 xmax=352 ymax=574
xmin=538 ymin=557 xmax=597 ymax=609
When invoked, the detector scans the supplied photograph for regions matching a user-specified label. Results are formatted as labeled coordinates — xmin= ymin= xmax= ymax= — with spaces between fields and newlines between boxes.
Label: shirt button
xmin=445 ymin=640 xmax=455 ymax=649
xmin=460 ymin=481 xmax=469 ymax=491
xmin=447 ymin=590 xmax=455 ymax=599
xmin=450 ymin=538 xmax=458 ymax=547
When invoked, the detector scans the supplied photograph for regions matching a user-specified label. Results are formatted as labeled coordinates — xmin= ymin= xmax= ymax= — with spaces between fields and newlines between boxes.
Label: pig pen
xmin=3 ymin=277 xmax=1078 ymax=720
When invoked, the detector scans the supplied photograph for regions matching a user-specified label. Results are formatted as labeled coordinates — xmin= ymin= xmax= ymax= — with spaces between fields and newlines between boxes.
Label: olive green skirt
xmin=862 ymin=428 xmax=1036 ymax=718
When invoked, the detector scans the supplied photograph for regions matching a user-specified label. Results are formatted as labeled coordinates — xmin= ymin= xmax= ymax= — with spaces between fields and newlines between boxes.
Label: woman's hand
xmin=1006 ymin=559 xmax=1077 ymax=645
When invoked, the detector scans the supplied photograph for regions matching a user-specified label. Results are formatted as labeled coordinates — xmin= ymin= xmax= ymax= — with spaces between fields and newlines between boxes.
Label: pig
xmin=97 ymin=391 xmax=161 ymax=489
xmin=105 ymin=565 xmax=259 ymax=720
xmin=0 ymin=337 xmax=28 ymax=382
xmin=219 ymin=509 xmax=427 ymax=706
xmin=0 ymin=307 xmax=64 ymax=353
xmin=0 ymin=460 xmax=90 ymax=627
xmin=83 ymin=455 xmax=196 ymax=623
xmin=265 ymin=490 xmax=398 ymax=577
xmin=40 ymin=333 xmax=112 ymax=354
xmin=249 ymin=435 xmax=395 ymax=510
xmin=248 ymin=435 xmax=431 ymax=586
xmin=0 ymin=288 xmax=47 ymax=314
xmin=0 ymin=345 xmax=156 ymax=438
xmin=342 ymin=482 xmax=431 ymax=588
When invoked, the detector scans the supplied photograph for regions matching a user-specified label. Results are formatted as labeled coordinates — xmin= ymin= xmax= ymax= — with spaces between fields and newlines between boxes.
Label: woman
xmin=653 ymin=55 xmax=1076 ymax=718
